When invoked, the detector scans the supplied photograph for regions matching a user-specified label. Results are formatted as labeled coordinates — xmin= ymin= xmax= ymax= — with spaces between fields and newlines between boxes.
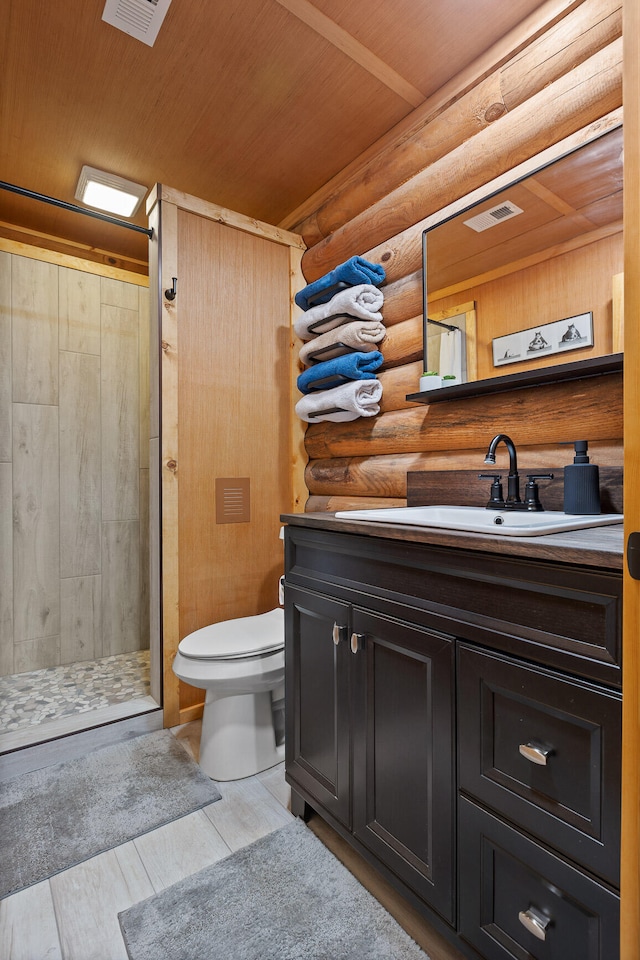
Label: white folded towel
xmin=299 ymin=320 xmax=386 ymax=366
xmin=439 ymin=328 xmax=463 ymax=381
xmin=294 ymin=284 xmax=384 ymax=341
xmin=295 ymin=379 xmax=383 ymax=423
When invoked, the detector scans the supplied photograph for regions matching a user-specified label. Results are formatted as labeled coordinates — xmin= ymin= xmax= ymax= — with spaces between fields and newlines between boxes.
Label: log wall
xmin=292 ymin=0 xmax=624 ymax=512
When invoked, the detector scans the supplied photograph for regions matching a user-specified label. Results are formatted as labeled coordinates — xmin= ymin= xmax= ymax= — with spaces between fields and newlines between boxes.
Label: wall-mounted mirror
xmin=418 ymin=123 xmax=623 ymax=398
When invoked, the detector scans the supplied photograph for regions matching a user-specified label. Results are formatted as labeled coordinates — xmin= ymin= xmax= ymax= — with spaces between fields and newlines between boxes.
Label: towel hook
xmin=165 ymin=277 xmax=177 ymax=301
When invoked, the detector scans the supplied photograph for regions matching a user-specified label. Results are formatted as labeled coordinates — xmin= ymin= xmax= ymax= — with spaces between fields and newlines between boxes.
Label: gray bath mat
xmin=119 ymin=819 xmax=429 ymax=959
xmin=0 ymin=729 xmax=221 ymax=899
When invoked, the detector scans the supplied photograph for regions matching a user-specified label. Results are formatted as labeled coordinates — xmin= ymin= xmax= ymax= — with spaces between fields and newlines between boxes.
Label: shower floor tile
xmin=0 ymin=651 xmax=151 ymax=733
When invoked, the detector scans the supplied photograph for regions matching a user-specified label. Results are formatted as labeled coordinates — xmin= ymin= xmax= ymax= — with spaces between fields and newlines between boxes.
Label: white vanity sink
xmin=334 ymin=505 xmax=624 ymax=537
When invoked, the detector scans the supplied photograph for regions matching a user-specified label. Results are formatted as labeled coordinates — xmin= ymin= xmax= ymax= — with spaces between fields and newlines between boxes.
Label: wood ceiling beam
xmin=522 ymin=177 xmax=597 ymax=231
xmin=273 ymin=0 xmax=425 ymax=107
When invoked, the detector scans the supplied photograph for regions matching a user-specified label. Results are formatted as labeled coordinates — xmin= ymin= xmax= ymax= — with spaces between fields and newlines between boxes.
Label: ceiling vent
xmin=463 ymin=201 xmax=524 ymax=233
xmin=102 ymin=0 xmax=172 ymax=47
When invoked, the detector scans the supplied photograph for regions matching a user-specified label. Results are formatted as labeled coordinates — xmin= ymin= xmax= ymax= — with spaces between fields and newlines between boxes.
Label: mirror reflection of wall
xmin=422 ymin=125 xmax=623 ymax=382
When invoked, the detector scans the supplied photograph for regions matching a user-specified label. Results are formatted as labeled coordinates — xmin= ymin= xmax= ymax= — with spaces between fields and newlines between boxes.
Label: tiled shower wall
xmin=0 ymin=251 xmax=150 ymax=677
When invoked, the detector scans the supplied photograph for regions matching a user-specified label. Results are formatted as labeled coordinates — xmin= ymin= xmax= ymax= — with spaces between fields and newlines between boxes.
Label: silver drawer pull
xmin=350 ymin=632 xmax=365 ymax=654
xmin=332 ymin=623 xmax=347 ymax=645
xmin=518 ymin=907 xmax=550 ymax=941
xmin=519 ymin=741 xmax=552 ymax=766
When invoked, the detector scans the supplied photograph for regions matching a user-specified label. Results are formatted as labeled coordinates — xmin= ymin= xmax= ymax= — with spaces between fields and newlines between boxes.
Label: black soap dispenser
xmin=563 ymin=440 xmax=601 ymax=515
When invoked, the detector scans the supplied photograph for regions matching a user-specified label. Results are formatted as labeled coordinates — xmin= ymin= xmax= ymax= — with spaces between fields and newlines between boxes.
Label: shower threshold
xmin=0 ymin=696 xmax=160 ymax=755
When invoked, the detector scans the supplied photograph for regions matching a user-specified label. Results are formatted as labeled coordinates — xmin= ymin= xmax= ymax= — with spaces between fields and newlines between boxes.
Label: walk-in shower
xmin=0 ymin=250 xmax=156 ymax=753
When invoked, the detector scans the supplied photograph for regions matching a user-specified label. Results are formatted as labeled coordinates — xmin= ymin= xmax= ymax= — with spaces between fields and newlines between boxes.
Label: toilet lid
xmin=178 ymin=607 xmax=284 ymax=661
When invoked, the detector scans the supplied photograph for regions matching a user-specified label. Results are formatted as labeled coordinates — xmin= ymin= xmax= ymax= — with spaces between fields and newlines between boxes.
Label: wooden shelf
xmin=406 ymin=353 xmax=623 ymax=404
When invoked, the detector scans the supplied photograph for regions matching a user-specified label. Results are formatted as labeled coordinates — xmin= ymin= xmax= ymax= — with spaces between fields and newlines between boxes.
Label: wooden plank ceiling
xmin=0 ymin=0 xmax=557 ymax=270
xmin=0 ymin=0 xmax=556 ymax=263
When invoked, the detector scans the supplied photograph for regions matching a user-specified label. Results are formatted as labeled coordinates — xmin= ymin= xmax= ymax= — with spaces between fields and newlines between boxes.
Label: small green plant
xmin=423 ymin=370 xmax=439 ymax=376
xmin=442 ymin=374 xmax=457 ymax=381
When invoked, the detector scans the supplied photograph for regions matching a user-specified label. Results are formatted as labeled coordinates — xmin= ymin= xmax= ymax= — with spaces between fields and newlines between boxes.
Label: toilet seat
xmin=178 ymin=608 xmax=284 ymax=661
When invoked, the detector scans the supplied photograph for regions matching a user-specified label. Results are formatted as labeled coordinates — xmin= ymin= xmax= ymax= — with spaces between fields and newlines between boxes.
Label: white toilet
xmin=172 ymin=606 xmax=285 ymax=781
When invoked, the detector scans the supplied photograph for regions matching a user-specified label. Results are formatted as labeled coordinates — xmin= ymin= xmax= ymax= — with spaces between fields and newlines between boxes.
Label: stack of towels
xmin=294 ymin=256 xmax=387 ymax=423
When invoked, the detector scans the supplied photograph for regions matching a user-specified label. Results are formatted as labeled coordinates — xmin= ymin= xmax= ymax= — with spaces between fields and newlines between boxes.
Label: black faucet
xmin=483 ymin=434 xmax=521 ymax=507
xmin=481 ymin=434 xmax=553 ymax=511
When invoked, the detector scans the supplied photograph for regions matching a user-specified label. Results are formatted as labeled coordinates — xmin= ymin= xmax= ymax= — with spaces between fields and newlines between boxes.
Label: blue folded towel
xmin=297 ymin=351 xmax=384 ymax=394
xmin=295 ymin=257 xmax=386 ymax=311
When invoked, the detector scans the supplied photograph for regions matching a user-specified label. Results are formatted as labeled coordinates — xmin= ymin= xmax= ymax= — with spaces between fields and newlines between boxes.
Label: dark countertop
xmin=281 ymin=511 xmax=624 ymax=572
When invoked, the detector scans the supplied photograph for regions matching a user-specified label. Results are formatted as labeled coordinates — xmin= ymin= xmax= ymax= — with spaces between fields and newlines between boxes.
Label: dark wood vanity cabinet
xmin=283 ymin=522 xmax=622 ymax=960
xmin=285 ymin=583 xmax=456 ymax=923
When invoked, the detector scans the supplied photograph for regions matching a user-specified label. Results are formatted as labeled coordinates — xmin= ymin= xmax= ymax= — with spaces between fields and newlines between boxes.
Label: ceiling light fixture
xmin=75 ymin=165 xmax=147 ymax=218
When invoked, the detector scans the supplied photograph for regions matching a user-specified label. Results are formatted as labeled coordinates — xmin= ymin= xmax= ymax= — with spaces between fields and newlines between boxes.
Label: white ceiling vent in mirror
xmin=102 ymin=0 xmax=172 ymax=47
xmin=463 ymin=201 xmax=524 ymax=233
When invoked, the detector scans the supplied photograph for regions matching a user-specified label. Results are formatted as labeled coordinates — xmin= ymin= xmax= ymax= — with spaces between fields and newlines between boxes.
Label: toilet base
xmin=199 ymin=689 xmax=285 ymax=781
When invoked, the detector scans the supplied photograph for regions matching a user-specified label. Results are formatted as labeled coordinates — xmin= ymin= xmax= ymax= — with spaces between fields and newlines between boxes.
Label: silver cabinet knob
xmin=350 ymin=632 xmax=365 ymax=654
xmin=332 ymin=623 xmax=347 ymax=645
xmin=518 ymin=907 xmax=550 ymax=941
xmin=518 ymin=741 xmax=553 ymax=765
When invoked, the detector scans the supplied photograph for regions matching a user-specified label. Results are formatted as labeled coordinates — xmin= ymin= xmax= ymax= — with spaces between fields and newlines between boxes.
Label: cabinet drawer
xmin=458 ymin=644 xmax=621 ymax=885
xmin=459 ymin=797 xmax=620 ymax=960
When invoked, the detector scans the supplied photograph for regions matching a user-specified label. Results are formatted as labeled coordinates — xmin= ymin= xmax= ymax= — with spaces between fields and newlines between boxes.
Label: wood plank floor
xmin=0 ymin=720 xmax=465 ymax=960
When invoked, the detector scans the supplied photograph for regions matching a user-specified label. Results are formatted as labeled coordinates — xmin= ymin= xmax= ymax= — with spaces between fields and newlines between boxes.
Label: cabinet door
xmin=284 ymin=585 xmax=351 ymax=827
xmin=351 ymin=607 xmax=455 ymax=923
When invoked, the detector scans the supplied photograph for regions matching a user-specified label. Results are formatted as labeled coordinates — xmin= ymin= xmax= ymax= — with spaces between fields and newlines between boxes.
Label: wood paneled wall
xmin=292 ymin=0 xmax=624 ymax=513
xmin=0 ymin=248 xmax=150 ymax=677
xmin=149 ymin=187 xmax=305 ymax=727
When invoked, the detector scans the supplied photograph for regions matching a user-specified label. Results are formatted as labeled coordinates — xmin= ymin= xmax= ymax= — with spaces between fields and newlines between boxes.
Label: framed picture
xmin=492 ymin=312 xmax=594 ymax=368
